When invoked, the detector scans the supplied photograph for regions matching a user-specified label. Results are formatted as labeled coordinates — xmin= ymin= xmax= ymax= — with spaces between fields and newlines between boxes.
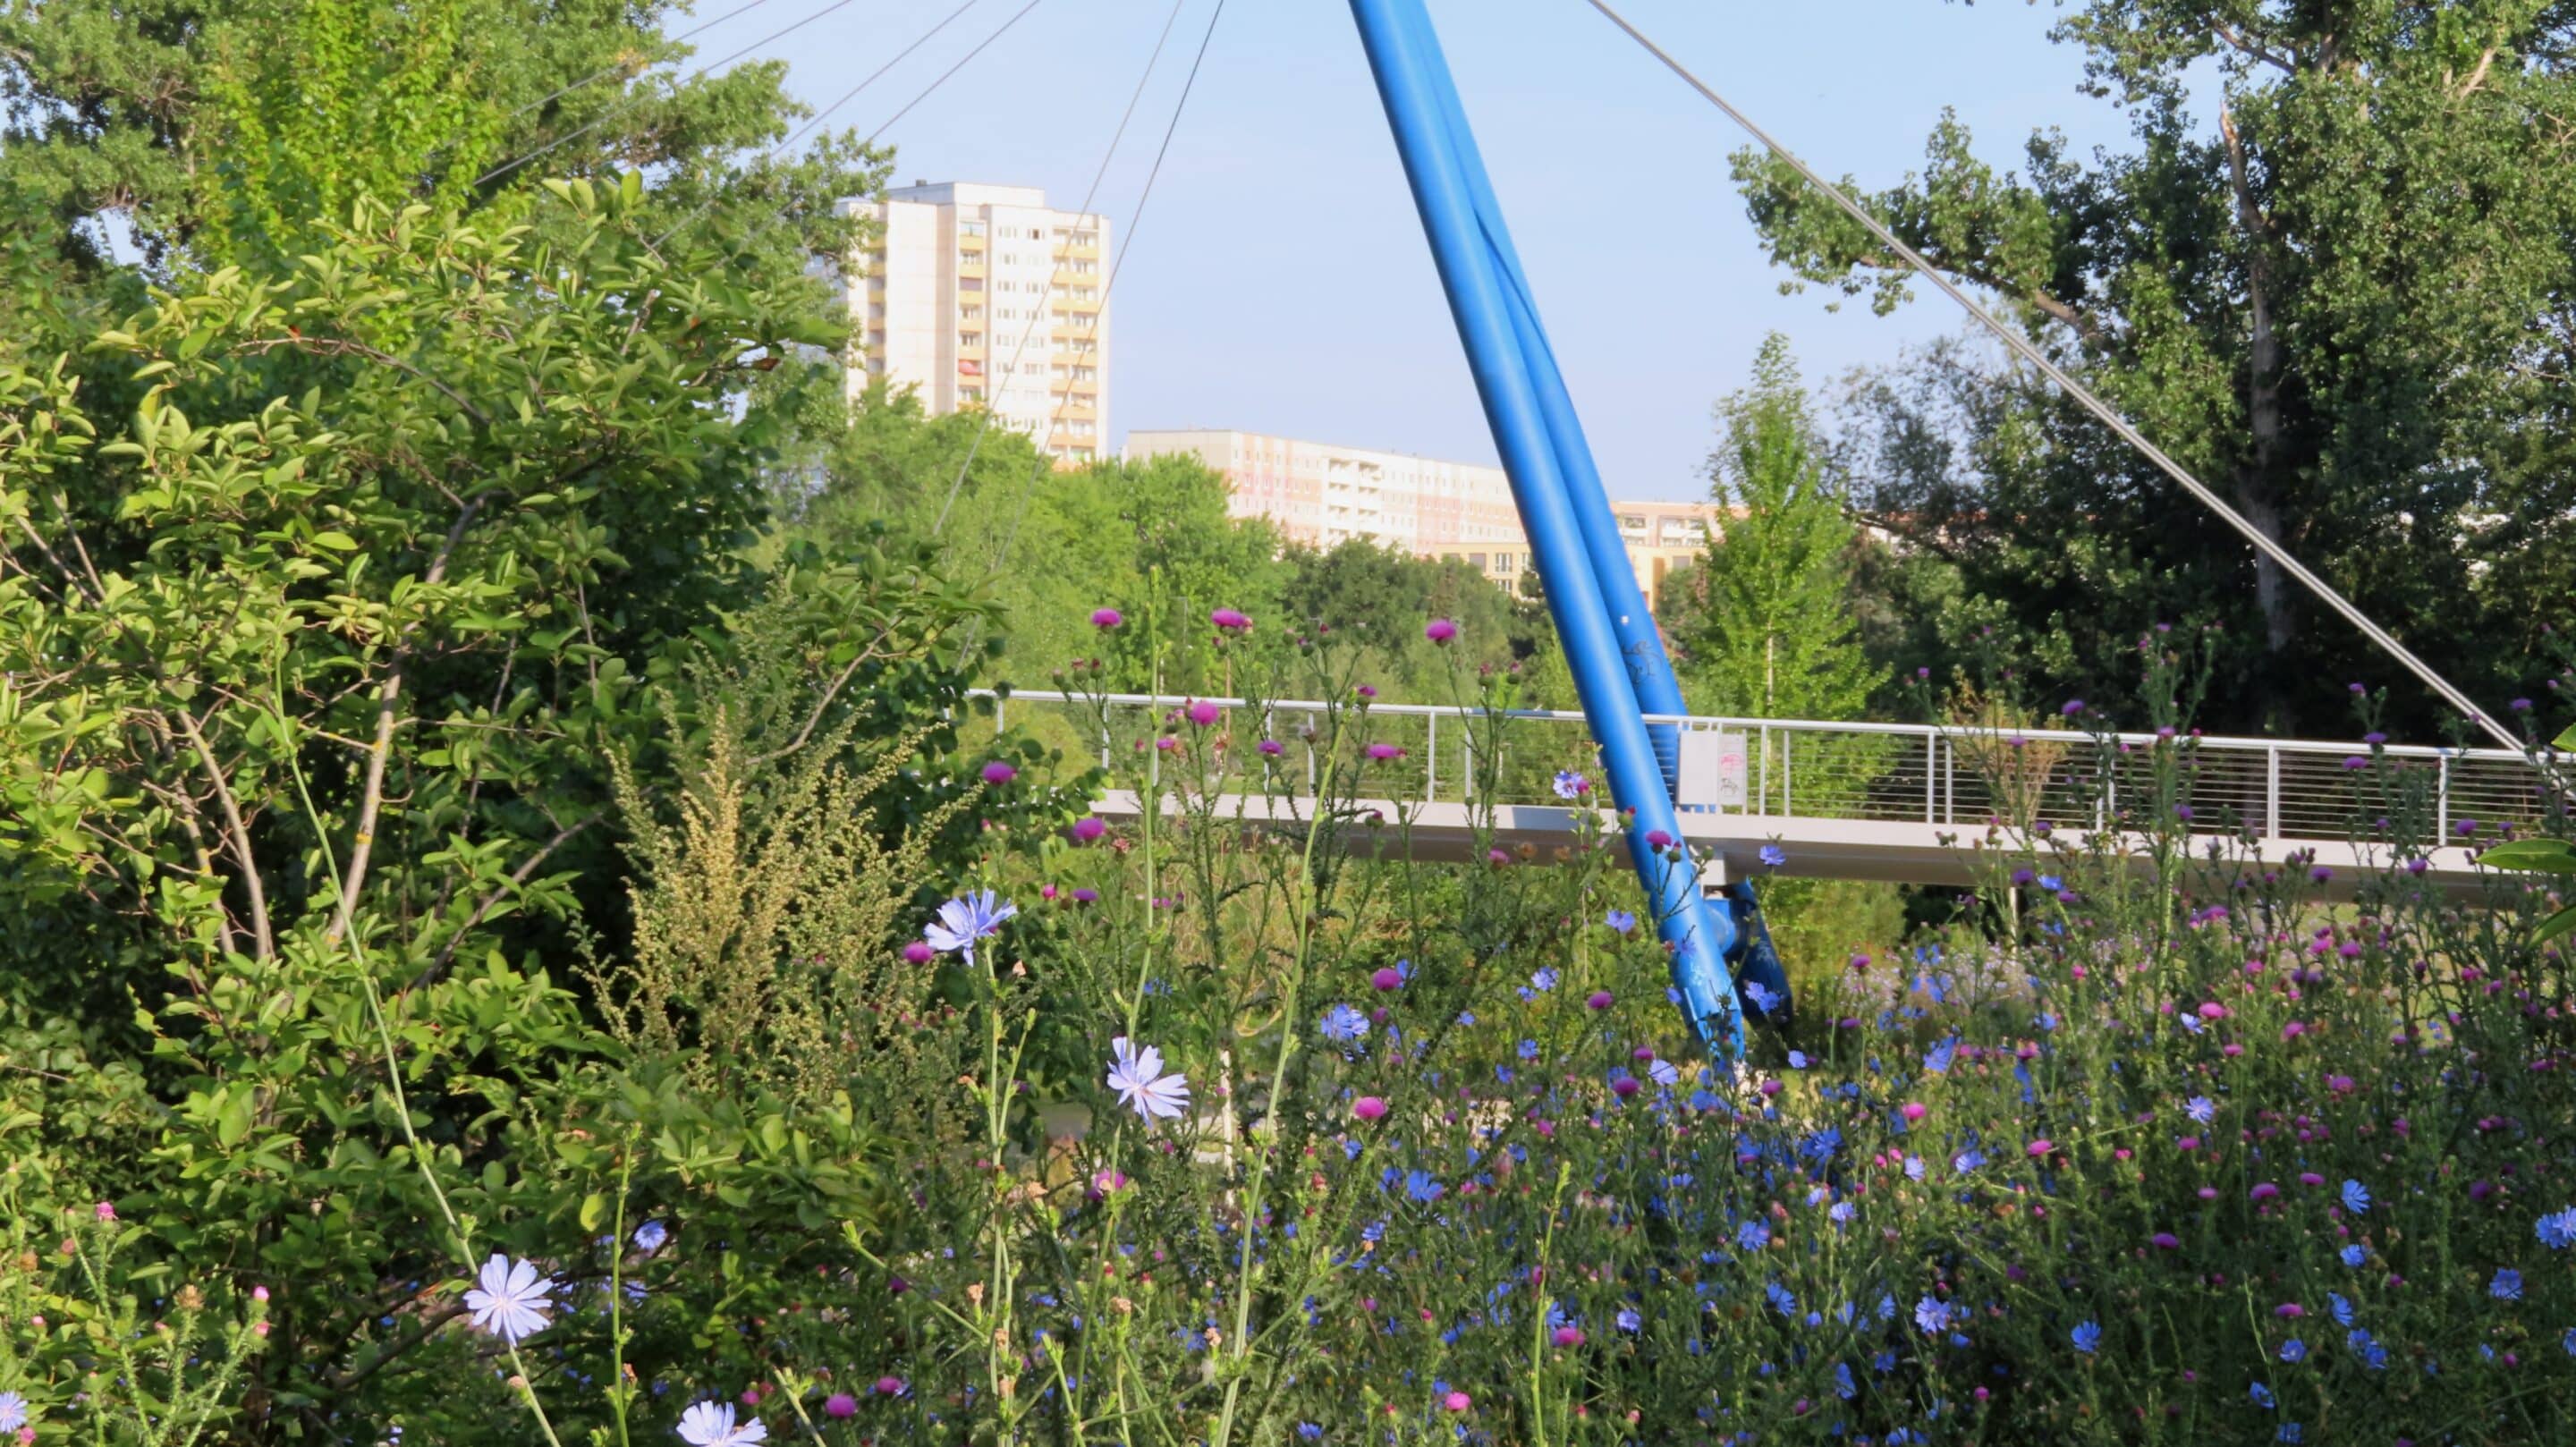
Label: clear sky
xmin=741 ymin=0 xmax=2150 ymax=500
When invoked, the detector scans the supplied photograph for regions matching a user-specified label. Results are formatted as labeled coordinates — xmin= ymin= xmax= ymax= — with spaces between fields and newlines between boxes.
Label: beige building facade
xmin=846 ymin=182 xmax=1109 ymax=464
xmin=1124 ymin=428 xmax=1725 ymax=613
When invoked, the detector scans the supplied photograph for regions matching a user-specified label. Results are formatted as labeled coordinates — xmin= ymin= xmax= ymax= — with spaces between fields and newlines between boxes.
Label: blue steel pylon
xmin=1348 ymin=0 xmax=1790 ymax=1059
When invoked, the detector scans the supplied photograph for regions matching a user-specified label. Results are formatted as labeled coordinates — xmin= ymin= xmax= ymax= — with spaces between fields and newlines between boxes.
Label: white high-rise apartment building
xmin=844 ymin=182 xmax=1110 ymax=463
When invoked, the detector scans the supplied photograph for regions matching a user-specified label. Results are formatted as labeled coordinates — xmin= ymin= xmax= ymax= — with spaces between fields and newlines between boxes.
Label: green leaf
xmin=2538 ymin=902 xmax=2576 ymax=944
xmin=214 ymin=1087 xmax=255 ymax=1147
xmin=2478 ymin=841 xmax=2576 ymax=874
xmin=2555 ymin=722 xmax=2576 ymax=754
xmin=312 ymin=530 xmax=360 ymax=551
xmin=578 ymin=1192 xmax=608 ymax=1233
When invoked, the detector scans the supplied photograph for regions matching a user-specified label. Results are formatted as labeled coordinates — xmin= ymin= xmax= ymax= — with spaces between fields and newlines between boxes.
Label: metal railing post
xmin=1428 ymin=711 xmax=1438 ymax=802
xmin=1759 ymin=725 xmax=1770 ymax=816
xmin=1944 ymin=733 xmax=1954 ymax=825
xmin=2265 ymin=746 xmax=2281 ymax=838
xmin=1782 ymin=729 xmax=1792 ymax=818
xmin=2437 ymin=754 xmax=2451 ymax=838
xmin=1925 ymin=732 xmax=1936 ymax=823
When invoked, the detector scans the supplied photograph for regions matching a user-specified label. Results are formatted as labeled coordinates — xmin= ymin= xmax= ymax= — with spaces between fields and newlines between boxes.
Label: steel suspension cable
xmin=981 ymin=0 xmax=1229 ymax=580
xmin=931 ymin=0 xmax=1196 ymax=538
xmin=503 ymin=0 xmax=786 ymax=123
xmin=475 ymin=0 xmax=873 ymax=189
xmin=778 ymin=0 xmax=989 ymax=153
xmin=1577 ymin=0 xmax=2524 ymax=753
xmin=648 ymin=0 xmax=1041 ymax=252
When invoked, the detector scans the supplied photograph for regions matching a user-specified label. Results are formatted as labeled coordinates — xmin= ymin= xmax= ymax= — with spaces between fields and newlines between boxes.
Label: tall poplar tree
xmin=1668 ymin=334 xmax=1877 ymax=721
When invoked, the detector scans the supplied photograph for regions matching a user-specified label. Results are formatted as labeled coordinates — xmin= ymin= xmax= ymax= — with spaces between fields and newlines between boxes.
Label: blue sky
xmin=741 ymin=0 xmax=2154 ymax=500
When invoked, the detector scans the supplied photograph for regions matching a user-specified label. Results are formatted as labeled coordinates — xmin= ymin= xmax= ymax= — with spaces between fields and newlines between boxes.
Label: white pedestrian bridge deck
xmin=983 ymin=691 xmax=2559 ymax=901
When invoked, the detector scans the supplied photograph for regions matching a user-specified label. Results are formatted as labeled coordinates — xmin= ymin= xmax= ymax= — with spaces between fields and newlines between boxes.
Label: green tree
xmin=799 ymin=392 xmax=1298 ymax=694
xmin=0 ymin=182 xmax=1050 ymax=1439
xmin=1277 ymin=539 xmax=1538 ymax=701
xmin=1733 ymin=1 xmax=2576 ymax=736
xmin=1666 ymin=334 xmax=1876 ymax=720
xmin=0 ymin=0 xmax=880 ymax=341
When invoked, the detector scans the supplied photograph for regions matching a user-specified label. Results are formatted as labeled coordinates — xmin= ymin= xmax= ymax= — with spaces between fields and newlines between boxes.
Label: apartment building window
xmin=960 ymin=333 xmax=983 ymax=348
xmin=959 ymin=221 xmax=986 ymax=238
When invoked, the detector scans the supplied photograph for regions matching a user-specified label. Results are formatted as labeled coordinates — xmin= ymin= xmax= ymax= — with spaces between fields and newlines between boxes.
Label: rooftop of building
xmin=884 ymin=181 xmax=1056 ymax=210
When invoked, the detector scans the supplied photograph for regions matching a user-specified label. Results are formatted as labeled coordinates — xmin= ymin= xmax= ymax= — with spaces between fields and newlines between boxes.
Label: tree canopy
xmin=1735 ymin=0 xmax=2576 ymax=737
xmin=1664 ymin=335 xmax=1877 ymax=722
xmin=0 ymin=0 xmax=882 ymax=348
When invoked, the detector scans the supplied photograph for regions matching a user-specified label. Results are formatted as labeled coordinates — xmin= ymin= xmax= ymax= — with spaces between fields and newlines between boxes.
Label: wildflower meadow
xmin=4 ymin=590 xmax=2575 ymax=1443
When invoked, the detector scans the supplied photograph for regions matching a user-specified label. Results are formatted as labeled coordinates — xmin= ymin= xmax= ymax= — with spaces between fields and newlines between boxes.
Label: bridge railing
xmin=978 ymin=690 xmax=2558 ymax=842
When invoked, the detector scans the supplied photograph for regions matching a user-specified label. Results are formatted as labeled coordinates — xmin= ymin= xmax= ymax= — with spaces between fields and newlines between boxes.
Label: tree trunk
xmin=2223 ymin=106 xmax=2297 ymax=735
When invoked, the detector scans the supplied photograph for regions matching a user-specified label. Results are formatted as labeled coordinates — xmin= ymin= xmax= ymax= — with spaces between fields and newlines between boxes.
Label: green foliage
xmin=592 ymin=607 xmax=987 ymax=1107
xmin=1278 ymin=538 xmax=1544 ymax=701
xmin=1664 ymin=334 xmax=1877 ymax=721
xmin=1 ymin=1195 xmax=271 ymax=1444
xmin=796 ymin=384 xmax=1546 ymax=701
xmin=0 ymin=0 xmax=886 ymax=349
xmin=1735 ymin=3 xmax=2576 ymax=736
xmin=1 ymin=180 xmax=814 ymax=986
xmin=2479 ymin=718 xmax=2576 ymax=941
xmin=0 ymin=179 xmax=1068 ymax=1440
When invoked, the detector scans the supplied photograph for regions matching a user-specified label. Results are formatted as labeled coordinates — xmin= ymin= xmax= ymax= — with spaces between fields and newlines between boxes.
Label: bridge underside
xmin=1094 ymin=791 xmax=2489 ymax=905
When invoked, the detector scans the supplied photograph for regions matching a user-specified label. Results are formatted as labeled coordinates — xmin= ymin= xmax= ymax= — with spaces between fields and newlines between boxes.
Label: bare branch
xmin=2213 ymin=22 xmax=2297 ymax=76
xmin=418 ymin=810 xmax=607 ymax=983
xmin=233 ymin=336 xmax=494 ymax=431
xmin=749 ymin=637 xmax=902 ymax=768
xmin=171 ymin=706 xmax=272 ymax=960
xmin=326 ymin=498 xmax=483 ymax=945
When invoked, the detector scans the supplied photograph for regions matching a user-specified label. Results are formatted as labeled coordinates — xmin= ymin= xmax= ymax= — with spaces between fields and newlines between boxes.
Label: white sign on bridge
xmin=1679 ymin=729 xmax=1747 ymax=809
